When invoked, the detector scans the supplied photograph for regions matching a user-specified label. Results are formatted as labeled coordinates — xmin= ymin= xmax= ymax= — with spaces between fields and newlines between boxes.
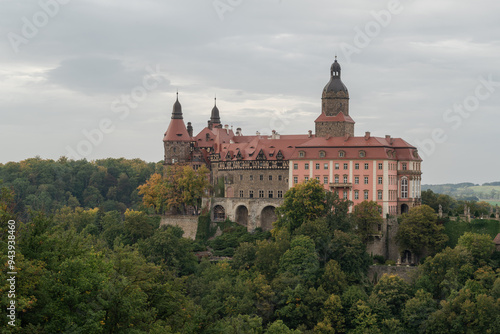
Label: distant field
xmin=484 ymin=200 xmax=500 ymax=206
xmin=445 ymin=219 xmax=500 ymax=248
xmin=468 ymin=185 xmax=500 ymax=193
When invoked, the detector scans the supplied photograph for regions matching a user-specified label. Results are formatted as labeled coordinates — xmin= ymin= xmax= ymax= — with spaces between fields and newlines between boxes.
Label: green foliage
xmin=278 ymin=236 xmax=319 ymax=281
xmin=457 ymin=232 xmax=495 ymax=265
xmin=397 ymin=205 xmax=448 ymax=258
xmin=352 ymin=201 xmax=383 ymax=242
xmin=371 ymin=274 xmax=411 ymax=317
xmin=275 ymin=179 xmax=351 ymax=234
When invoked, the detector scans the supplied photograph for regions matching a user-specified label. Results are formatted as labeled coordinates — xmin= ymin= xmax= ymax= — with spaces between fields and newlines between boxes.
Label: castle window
xmin=355 ymin=163 xmax=359 ymax=170
xmin=402 ymin=163 xmax=407 ymax=170
xmin=354 ymin=191 xmax=359 ymax=200
xmin=335 ymin=163 xmax=339 ymax=170
xmin=319 ymin=151 xmax=326 ymax=158
xmin=401 ymin=178 xmax=408 ymax=198
xmin=335 ymin=175 xmax=339 ymax=183
xmin=206 ymin=134 xmax=210 ymax=141
xmin=344 ymin=163 xmax=348 ymax=170
xmin=294 ymin=163 xmax=298 ymax=170
xmin=344 ymin=175 xmax=348 ymax=183
xmin=364 ymin=176 xmax=369 ymax=185
xmin=339 ymin=151 xmax=345 ymax=158
xmin=294 ymin=176 xmax=298 ymax=184
xmin=316 ymin=163 xmax=320 ymax=170
xmin=305 ymin=163 xmax=309 ymax=170
xmin=359 ymin=151 xmax=366 ymax=158
xmin=278 ymin=175 xmax=282 ymax=181
xmin=364 ymin=191 xmax=369 ymax=200
xmin=378 ymin=190 xmax=383 ymax=200
xmin=240 ymin=175 xmax=243 ymax=181
xmin=364 ymin=163 xmax=369 ymax=170
xmin=268 ymin=190 xmax=273 ymax=198
xmin=278 ymin=190 xmax=283 ymax=198
xmin=304 ymin=176 xmax=309 ymax=182
xmin=299 ymin=151 xmax=305 ymax=158
xmin=323 ymin=176 xmax=328 ymax=184
xmin=343 ymin=191 xmax=348 ymax=199
xmin=249 ymin=190 xmax=254 ymax=198
xmin=250 ymin=175 xmax=254 ymax=181
xmin=260 ymin=175 xmax=264 ymax=181
xmin=354 ymin=176 xmax=359 ymax=184
xmin=269 ymin=175 xmax=273 ymax=181
xmin=239 ymin=190 xmax=244 ymax=198
xmin=378 ymin=176 xmax=383 ymax=184
xmin=173 ymin=147 xmax=176 ymax=153
xmin=259 ymin=190 xmax=264 ymax=198
xmin=378 ymin=163 xmax=383 ymax=170
xmin=316 ymin=176 xmax=320 ymax=181
xmin=324 ymin=163 xmax=328 ymax=169
xmin=213 ymin=205 xmax=226 ymax=221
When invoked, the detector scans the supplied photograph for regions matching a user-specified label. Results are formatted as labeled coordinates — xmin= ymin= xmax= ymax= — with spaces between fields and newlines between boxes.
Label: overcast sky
xmin=1 ymin=0 xmax=499 ymax=185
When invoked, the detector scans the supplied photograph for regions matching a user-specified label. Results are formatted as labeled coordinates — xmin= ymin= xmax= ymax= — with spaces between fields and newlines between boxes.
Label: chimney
xmin=365 ymin=131 xmax=371 ymax=140
xmin=256 ymin=131 xmax=260 ymax=136
xmin=236 ymin=127 xmax=242 ymax=136
xmin=187 ymin=122 xmax=193 ymax=137
xmin=308 ymin=130 xmax=312 ymax=138
xmin=385 ymin=135 xmax=393 ymax=145
xmin=344 ymin=134 xmax=350 ymax=141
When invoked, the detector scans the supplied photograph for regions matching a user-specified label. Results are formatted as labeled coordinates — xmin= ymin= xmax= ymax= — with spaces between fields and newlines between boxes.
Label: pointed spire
xmin=210 ymin=96 xmax=221 ymax=125
xmin=172 ymin=92 xmax=183 ymax=119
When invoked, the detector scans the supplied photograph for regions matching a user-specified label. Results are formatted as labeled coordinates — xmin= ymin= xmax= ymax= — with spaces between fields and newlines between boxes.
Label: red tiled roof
xmin=314 ymin=112 xmax=355 ymax=123
xmin=163 ymin=119 xmax=191 ymax=142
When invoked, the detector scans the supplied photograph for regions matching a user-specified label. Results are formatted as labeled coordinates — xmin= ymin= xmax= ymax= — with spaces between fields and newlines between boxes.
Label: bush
xmin=373 ymin=255 xmax=385 ymax=264
xmin=385 ymin=260 xmax=396 ymax=266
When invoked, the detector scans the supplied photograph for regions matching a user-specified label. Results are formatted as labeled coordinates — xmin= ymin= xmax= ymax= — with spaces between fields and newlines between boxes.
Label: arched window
xmin=401 ymin=178 xmax=408 ymax=198
xmin=339 ymin=150 xmax=345 ymax=158
xmin=319 ymin=150 xmax=326 ymax=158
xmin=213 ymin=205 xmax=226 ymax=221
xmin=299 ymin=151 xmax=306 ymax=158
xmin=359 ymin=150 xmax=366 ymax=158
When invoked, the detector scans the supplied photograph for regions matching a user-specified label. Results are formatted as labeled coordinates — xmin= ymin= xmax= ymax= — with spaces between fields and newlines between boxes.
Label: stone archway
xmin=213 ymin=205 xmax=226 ymax=221
xmin=260 ymin=206 xmax=277 ymax=231
xmin=235 ymin=205 xmax=249 ymax=226
xmin=401 ymin=204 xmax=409 ymax=214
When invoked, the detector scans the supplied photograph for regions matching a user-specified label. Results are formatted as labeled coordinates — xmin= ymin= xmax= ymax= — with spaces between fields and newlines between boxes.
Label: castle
xmin=163 ymin=57 xmax=422 ymax=232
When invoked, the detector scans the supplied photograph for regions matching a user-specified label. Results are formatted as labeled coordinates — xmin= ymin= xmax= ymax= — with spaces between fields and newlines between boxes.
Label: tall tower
xmin=315 ymin=57 xmax=355 ymax=137
xmin=163 ymin=93 xmax=192 ymax=165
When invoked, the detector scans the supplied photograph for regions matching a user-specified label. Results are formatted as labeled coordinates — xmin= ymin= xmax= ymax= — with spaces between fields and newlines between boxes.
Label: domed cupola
xmin=323 ymin=57 xmax=349 ymax=96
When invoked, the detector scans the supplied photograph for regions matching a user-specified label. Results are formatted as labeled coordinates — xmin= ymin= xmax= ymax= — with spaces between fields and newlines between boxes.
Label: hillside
xmin=423 ymin=182 xmax=500 ymax=204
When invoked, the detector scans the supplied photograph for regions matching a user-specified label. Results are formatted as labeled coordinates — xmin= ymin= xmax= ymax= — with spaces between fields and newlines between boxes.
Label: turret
xmin=163 ymin=93 xmax=191 ymax=165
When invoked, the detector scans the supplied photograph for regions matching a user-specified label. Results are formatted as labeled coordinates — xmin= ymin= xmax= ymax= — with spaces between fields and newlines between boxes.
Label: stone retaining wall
xmin=160 ymin=215 xmax=199 ymax=240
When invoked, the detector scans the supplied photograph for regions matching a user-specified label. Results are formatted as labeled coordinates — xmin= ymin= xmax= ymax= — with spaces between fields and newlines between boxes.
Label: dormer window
xmin=276 ymin=150 xmax=284 ymax=160
xmin=359 ymin=150 xmax=366 ymax=158
xmin=339 ymin=150 xmax=345 ymax=158
xmin=299 ymin=151 xmax=305 ymax=158
xmin=319 ymin=150 xmax=326 ymax=158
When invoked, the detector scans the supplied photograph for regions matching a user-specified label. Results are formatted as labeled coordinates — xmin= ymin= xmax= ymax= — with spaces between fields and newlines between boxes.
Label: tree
xmin=457 ymin=232 xmax=495 ymax=265
xmin=352 ymin=201 xmax=383 ymax=242
xmin=137 ymin=173 xmax=169 ymax=214
xmin=396 ymin=205 xmax=448 ymax=259
xmin=139 ymin=164 xmax=211 ymax=215
xmin=371 ymin=274 xmax=411 ymax=317
xmin=275 ymin=179 xmax=333 ymax=233
xmin=402 ymin=289 xmax=436 ymax=334
xmin=278 ymin=235 xmax=319 ymax=281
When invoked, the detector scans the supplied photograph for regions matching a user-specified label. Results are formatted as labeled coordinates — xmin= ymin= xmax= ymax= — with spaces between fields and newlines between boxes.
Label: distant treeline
xmin=0 ymin=157 xmax=162 ymax=218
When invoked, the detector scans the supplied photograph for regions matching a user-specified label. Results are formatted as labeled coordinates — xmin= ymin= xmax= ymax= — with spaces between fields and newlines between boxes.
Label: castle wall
xmin=211 ymin=197 xmax=284 ymax=231
xmin=160 ymin=215 xmax=198 ymax=240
